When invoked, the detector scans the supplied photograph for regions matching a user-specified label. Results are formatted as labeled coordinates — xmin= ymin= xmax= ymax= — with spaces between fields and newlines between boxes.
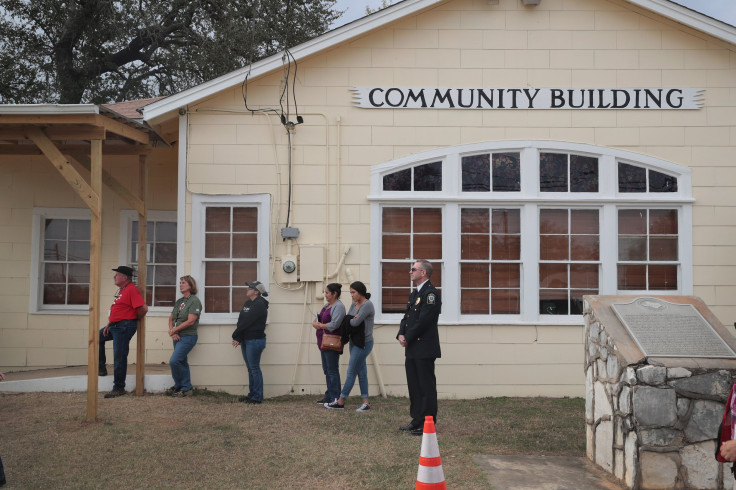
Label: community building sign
xmin=352 ymin=87 xmax=704 ymax=110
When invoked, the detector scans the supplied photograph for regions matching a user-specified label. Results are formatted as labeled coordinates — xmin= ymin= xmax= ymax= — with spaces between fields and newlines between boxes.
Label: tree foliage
xmin=0 ymin=0 xmax=341 ymax=104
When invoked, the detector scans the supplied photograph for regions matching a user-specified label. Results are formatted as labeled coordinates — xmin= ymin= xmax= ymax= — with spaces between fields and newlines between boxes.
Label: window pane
xmin=649 ymin=265 xmax=677 ymax=290
xmin=414 ymin=234 xmax=442 ymax=259
xmin=414 ymin=161 xmax=442 ymax=191
xmin=571 ymin=210 xmax=599 ymax=234
xmin=154 ymin=243 xmax=177 ymax=263
xmin=155 ymin=221 xmax=177 ymax=242
xmin=540 ymin=289 xmax=568 ymax=315
xmin=649 ymin=237 xmax=678 ymax=261
xmin=382 ymin=287 xmax=411 ymax=313
xmin=492 ymin=153 xmax=521 ymax=192
xmin=45 ymin=240 xmax=67 ymax=260
xmin=383 ymin=235 xmax=410 ymax=259
xmin=383 ymin=169 xmax=411 ymax=191
xmin=461 ymin=289 xmax=489 ymax=314
xmin=68 ymin=263 xmax=89 ymax=283
xmin=233 ymin=207 xmax=258 ymax=232
xmin=206 ymin=207 xmax=230 ymax=232
xmin=540 ymin=235 xmax=568 ymax=260
xmin=232 ymin=288 xmax=248 ymax=310
xmin=68 ymin=285 xmax=89 ymax=305
xmin=540 ymin=263 xmax=568 ymax=288
xmin=414 ymin=208 xmax=442 ymax=233
xmin=540 ymin=209 xmax=568 ymax=234
xmin=205 ymin=234 xmax=230 ymax=258
xmin=570 ymin=155 xmax=598 ymax=192
xmin=45 ymin=219 xmax=67 ymax=240
xmin=619 ymin=237 xmax=647 ymax=261
xmin=153 ymin=286 xmax=175 ymax=307
xmin=233 ymin=234 xmax=258 ymax=258
xmin=540 ymin=153 xmax=567 ymax=192
xmin=43 ymin=284 xmax=65 ymax=304
xmin=649 ymin=210 xmax=677 ymax=234
xmin=461 ymin=209 xmax=489 ymax=233
xmin=205 ymin=262 xmax=230 ymax=286
xmin=462 ymin=235 xmax=489 ymax=260
xmin=430 ymin=267 xmax=442 ymax=288
xmin=382 ymin=263 xmax=408 ymax=287
xmin=491 ymin=235 xmax=520 ymax=260
xmin=44 ymin=263 xmax=66 ymax=283
xmin=462 ymin=154 xmax=490 ymax=192
xmin=206 ymin=287 xmax=230 ymax=313
xmin=649 ymin=170 xmax=677 ymax=193
xmin=618 ymin=162 xmax=646 ymax=192
xmin=154 ymin=265 xmax=176 ymax=286
xmin=492 ymin=209 xmax=521 ymax=234
xmin=461 ymin=263 xmax=488 ymax=288
xmin=570 ymin=289 xmax=596 ymax=315
xmin=491 ymin=263 xmax=520 ymax=288
xmin=69 ymin=219 xmax=90 ymax=240
xmin=492 ymin=289 xmax=520 ymax=314
xmin=571 ymin=235 xmax=599 ymax=260
xmin=68 ymin=241 xmax=90 ymax=261
xmin=618 ymin=265 xmax=646 ymax=290
xmin=618 ymin=209 xmax=646 ymax=234
xmin=570 ymin=264 xmax=598 ymax=289
xmin=232 ymin=261 xmax=258 ymax=285
xmin=383 ymin=208 xmax=410 ymax=233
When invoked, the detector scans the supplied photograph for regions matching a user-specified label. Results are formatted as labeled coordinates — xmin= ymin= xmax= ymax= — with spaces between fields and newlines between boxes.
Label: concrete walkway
xmin=0 ymin=364 xmax=173 ymax=393
xmin=473 ymin=455 xmax=625 ymax=489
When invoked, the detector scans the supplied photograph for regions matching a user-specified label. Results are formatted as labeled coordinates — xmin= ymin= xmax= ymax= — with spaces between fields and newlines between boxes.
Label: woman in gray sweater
xmin=325 ymin=281 xmax=375 ymax=412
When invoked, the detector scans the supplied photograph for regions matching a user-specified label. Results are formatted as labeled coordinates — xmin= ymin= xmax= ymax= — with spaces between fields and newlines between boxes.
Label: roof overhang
xmin=142 ymin=0 xmax=736 ymax=124
xmin=0 ymin=104 xmax=167 ymax=154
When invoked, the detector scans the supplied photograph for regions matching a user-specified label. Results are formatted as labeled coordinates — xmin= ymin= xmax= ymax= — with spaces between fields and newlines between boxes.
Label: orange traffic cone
xmin=415 ymin=415 xmax=446 ymax=489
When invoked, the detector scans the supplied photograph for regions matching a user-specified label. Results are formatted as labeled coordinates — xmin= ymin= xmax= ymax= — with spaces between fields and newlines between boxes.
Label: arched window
xmin=369 ymin=141 xmax=692 ymax=325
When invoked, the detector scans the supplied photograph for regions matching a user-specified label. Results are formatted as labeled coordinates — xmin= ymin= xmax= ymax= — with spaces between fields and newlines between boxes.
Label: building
xmin=2 ymin=0 xmax=735 ymax=398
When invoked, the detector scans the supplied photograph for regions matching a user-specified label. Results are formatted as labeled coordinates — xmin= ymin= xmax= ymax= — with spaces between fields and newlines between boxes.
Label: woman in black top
xmin=231 ymin=281 xmax=269 ymax=404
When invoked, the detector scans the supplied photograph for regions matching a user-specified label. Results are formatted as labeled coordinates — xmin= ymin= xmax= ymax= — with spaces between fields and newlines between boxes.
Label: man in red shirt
xmin=98 ymin=266 xmax=148 ymax=398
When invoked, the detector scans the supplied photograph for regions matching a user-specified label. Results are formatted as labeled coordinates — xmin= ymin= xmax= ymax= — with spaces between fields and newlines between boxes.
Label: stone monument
xmin=584 ymin=295 xmax=736 ymax=489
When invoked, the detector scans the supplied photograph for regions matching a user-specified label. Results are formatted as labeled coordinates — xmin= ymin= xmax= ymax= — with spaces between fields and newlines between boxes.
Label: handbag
xmin=321 ymin=332 xmax=343 ymax=352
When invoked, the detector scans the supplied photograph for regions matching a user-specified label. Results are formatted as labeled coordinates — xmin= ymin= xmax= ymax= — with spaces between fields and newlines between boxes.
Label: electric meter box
xmin=299 ymin=246 xmax=324 ymax=282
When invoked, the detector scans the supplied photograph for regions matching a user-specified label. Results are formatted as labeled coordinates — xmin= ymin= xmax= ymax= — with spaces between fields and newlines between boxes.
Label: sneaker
xmin=244 ymin=397 xmax=261 ymax=404
xmin=171 ymin=389 xmax=192 ymax=398
xmin=98 ymin=365 xmax=107 ymax=376
xmin=104 ymin=388 xmax=126 ymax=398
xmin=316 ymin=397 xmax=331 ymax=404
xmin=325 ymin=400 xmax=344 ymax=410
xmin=356 ymin=403 xmax=371 ymax=412
xmin=165 ymin=387 xmax=180 ymax=396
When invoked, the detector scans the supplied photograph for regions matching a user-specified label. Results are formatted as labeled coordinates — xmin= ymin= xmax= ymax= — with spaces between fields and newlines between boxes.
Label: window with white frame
xmin=31 ymin=208 xmax=91 ymax=312
xmin=120 ymin=211 xmax=177 ymax=309
xmin=369 ymin=142 xmax=693 ymax=324
xmin=192 ymin=194 xmax=270 ymax=321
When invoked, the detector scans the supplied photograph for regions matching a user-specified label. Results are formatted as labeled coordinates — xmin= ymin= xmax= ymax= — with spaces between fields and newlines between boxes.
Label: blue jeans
xmin=340 ymin=340 xmax=373 ymax=400
xmin=99 ymin=320 xmax=137 ymax=390
xmin=321 ymin=349 xmax=341 ymax=401
xmin=240 ymin=338 xmax=266 ymax=402
xmin=170 ymin=334 xmax=198 ymax=391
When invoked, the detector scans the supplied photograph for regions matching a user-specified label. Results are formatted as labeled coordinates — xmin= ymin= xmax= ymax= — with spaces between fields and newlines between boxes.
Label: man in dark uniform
xmin=397 ymin=259 xmax=441 ymax=436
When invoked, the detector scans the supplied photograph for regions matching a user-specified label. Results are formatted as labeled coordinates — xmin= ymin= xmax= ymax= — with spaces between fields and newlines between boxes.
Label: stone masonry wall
xmin=585 ymin=302 xmax=736 ymax=489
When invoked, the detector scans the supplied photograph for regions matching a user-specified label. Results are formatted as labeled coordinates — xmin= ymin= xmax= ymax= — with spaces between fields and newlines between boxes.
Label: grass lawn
xmin=0 ymin=391 xmax=585 ymax=489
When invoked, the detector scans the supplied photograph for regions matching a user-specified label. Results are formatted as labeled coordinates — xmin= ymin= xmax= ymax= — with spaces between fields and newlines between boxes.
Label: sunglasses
xmin=410 ymin=267 xmax=421 ymax=272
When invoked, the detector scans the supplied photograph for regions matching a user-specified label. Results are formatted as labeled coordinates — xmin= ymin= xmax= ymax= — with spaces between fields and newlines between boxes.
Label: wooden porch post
xmin=86 ymin=139 xmax=103 ymax=421
xmin=135 ymin=154 xmax=149 ymax=395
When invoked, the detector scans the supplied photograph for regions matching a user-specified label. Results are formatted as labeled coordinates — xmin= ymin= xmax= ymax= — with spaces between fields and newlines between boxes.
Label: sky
xmin=331 ymin=0 xmax=736 ymax=28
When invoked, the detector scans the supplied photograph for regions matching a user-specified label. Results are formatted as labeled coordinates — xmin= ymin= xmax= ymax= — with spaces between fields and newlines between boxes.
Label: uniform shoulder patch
xmin=427 ymin=293 xmax=436 ymax=304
